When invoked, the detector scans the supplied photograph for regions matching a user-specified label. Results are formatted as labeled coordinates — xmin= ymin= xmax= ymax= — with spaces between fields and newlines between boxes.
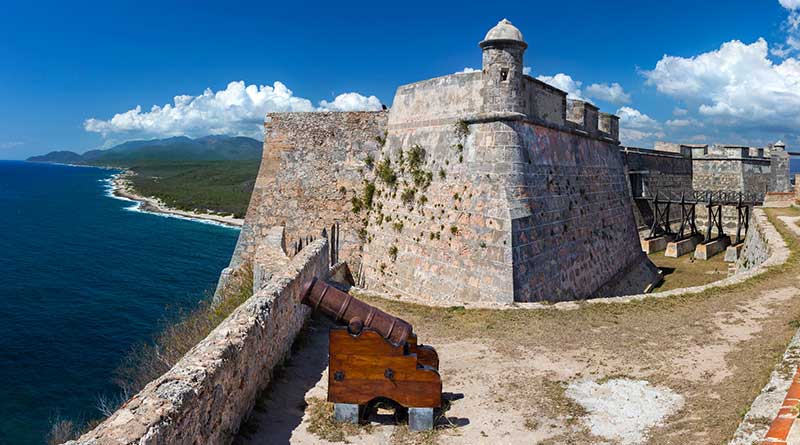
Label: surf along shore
xmin=110 ymin=170 xmax=244 ymax=228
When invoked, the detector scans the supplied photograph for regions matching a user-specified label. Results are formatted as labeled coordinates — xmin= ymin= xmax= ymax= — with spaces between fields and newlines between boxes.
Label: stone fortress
xmin=232 ymin=18 xmax=662 ymax=305
xmin=66 ymin=18 xmax=798 ymax=445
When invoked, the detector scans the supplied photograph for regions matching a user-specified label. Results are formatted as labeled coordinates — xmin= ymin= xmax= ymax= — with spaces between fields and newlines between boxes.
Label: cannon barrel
xmin=301 ymin=278 xmax=412 ymax=347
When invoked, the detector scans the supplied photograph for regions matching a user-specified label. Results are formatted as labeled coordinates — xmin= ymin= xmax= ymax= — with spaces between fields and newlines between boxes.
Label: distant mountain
xmin=27 ymin=135 xmax=262 ymax=165
xmin=26 ymin=151 xmax=85 ymax=164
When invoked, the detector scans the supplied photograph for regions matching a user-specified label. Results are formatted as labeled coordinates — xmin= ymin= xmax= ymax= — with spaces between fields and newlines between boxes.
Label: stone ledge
xmin=694 ymin=236 xmax=731 ymax=260
xmin=65 ymin=235 xmax=330 ymax=445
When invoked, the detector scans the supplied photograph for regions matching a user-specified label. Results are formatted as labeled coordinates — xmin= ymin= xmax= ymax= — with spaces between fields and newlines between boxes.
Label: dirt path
xmin=235 ymin=208 xmax=800 ymax=445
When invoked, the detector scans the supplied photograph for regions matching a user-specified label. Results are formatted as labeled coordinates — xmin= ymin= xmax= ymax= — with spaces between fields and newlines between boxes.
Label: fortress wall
xmin=360 ymin=120 xmax=515 ymax=304
xmin=361 ymin=114 xmax=658 ymax=304
xmin=67 ymin=236 xmax=329 ymax=445
xmin=621 ymin=148 xmax=693 ymax=227
xmin=523 ymin=77 xmax=566 ymax=127
xmin=389 ymin=73 xmax=483 ymax=127
xmin=229 ymin=111 xmax=388 ymax=271
xmin=509 ymin=122 xmax=658 ymax=302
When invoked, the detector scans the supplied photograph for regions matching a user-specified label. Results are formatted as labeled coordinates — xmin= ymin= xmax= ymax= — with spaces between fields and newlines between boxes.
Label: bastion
xmin=228 ymin=19 xmax=660 ymax=304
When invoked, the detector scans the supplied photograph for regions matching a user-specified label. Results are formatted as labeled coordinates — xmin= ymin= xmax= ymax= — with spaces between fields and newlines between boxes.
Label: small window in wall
xmin=500 ymin=68 xmax=509 ymax=82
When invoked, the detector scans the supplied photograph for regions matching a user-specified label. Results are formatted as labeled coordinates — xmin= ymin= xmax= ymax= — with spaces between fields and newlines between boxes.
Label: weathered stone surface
xmin=230 ymin=111 xmax=388 ymax=274
xmin=694 ymin=236 xmax=731 ymax=260
xmin=724 ymin=243 xmax=744 ymax=263
xmin=665 ymin=236 xmax=702 ymax=258
xmin=641 ymin=235 xmax=671 ymax=254
xmin=66 ymin=236 xmax=330 ymax=445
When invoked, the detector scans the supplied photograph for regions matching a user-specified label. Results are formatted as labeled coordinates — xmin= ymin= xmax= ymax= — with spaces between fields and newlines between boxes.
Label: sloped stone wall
xmin=229 ymin=111 xmax=388 ymax=272
xmin=66 ymin=236 xmax=329 ymax=445
xmin=359 ymin=114 xmax=658 ymax=304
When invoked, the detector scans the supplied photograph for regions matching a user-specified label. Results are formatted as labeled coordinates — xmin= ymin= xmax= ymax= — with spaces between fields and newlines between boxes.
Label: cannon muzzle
xmin=301 ymin=278 xmax=412 ymax=347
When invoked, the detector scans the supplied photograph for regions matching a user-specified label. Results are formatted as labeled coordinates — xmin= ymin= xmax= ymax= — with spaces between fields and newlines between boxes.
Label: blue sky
xmin=2 ymin=0 xmax=799 ymax=159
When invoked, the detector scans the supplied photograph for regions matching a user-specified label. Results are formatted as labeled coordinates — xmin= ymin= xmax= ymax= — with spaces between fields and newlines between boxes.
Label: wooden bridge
xmin=634 ymin=191 xmax=763 ymax=259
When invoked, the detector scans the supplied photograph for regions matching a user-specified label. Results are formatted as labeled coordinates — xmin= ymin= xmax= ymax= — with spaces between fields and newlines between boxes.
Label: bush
xmin=376 ymin=159 xmax=397 ymax=187
xmin=364 ymin=154 xmax=375 ymax=169
xmin=47 ymin=419 xmax=77 ymax=445
xmin=388 ymin=245 xmax=398 ymax=261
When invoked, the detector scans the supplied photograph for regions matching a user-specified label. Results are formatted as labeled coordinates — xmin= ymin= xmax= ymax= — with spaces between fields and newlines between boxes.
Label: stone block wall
xmin=67 ymin=236 xmax=330 ymax=445
xmin=621 ymin=148 xmax=693 ymax=227
xmin=509 ymin=122 xmax=657 ymax=301
xmin=771 ymin=150 xmax=791 ymax=193
xmin=229 ymin=111 xmax=388 ymax=272
xmin=359 ymin=111 xmax=658 ymax=304
xmin=734 ymin=210 xmax=771 ymax=273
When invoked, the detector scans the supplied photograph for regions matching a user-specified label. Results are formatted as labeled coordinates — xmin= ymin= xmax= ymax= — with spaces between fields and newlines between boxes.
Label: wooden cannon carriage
xmin=301 ymin=278 xmax=442 ymax=431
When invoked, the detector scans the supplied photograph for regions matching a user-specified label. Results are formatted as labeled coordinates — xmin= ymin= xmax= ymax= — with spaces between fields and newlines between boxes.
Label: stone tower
xmin=480 ymin=19 xmax=527 ymax=114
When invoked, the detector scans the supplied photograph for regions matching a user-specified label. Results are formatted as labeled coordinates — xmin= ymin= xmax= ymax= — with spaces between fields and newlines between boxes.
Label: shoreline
xmin=109 ymin=170 xmax=244 ymax=228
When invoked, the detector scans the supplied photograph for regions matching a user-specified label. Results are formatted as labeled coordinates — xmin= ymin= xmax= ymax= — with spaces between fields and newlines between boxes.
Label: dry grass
xmin=114 ymin=264 xmax=254 ymax=396
xmin=648 ymin=248 xmax=730 ymax=291
xmin=47 ymin=264 xmax=255 ymax=443
xmin=305 ymin=397 xmax=373 ymax=443
xmin=343 ymin=208 xmax=800 ymax=443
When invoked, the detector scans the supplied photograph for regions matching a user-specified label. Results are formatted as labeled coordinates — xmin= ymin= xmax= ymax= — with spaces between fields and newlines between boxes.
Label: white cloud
xmin=672 ymin=107 xmax=688 ymax=116
xmin=616 ymin=106 xmax=664 ymax=146
xmin=85 ymin=80 xmax=382 ymax=141
xmin=318 ymin=92 xmax=382 ymax=111
xmin=523 ymin=66 xmax=532 ymax=76
xmin=536 ymin=73 xmax=585 ymax=100
xmin=455 ymin=67 xmax=480 ymax=74
xmin=665 ymin=118 xmax=702 ymax=128
xmin=643 ymin=38 xmax=800 ymax=137
xmin=780 ymin=0 xmax=800 ymax=10
xmin=617 ymin=106 xmax=659 ymax=129
xmin=585 ymin=82 xmax=631 ymax=105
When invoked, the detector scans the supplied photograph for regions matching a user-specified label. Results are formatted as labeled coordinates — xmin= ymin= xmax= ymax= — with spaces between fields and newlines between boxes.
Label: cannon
xmin=301 ymin=277 xmax=442 ymax=431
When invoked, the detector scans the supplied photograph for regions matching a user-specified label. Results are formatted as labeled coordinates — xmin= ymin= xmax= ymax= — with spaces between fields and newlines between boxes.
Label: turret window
xmin=500 ymin=68 xmax=509 ymax=82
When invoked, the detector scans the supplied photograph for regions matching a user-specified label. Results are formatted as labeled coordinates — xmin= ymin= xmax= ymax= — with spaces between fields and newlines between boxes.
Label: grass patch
xmin=648 ymin=250 xmax=729 ymax=291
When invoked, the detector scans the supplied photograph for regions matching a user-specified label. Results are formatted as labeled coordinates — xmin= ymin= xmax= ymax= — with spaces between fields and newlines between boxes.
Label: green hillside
xmin=127 ymin=160 xmax=260 ymax=218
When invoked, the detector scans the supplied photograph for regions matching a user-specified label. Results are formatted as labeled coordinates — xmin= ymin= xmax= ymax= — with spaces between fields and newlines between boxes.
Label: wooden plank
xmin=329 ymin=328 xmax=405 ymax=357
xmin=328 ymin=377 xmax=442 ymax=408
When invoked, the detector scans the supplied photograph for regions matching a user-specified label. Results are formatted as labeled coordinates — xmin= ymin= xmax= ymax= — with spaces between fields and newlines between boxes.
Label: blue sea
xmin=0 ymin=161 xmax=240 ymax=444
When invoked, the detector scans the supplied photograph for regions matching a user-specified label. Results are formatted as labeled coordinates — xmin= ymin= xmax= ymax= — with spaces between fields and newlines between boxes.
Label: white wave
xmin=100 ymin=172 xmax=240 ymax=230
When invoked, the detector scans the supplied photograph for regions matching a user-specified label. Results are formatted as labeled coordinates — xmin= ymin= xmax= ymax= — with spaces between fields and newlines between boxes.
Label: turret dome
xmin=481 ymin=19 xmax=526 ymax=47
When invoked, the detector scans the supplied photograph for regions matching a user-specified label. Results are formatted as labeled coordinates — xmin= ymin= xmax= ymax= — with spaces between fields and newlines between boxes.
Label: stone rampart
xmin=66 ymin=235 xmax=329 ymax=445
xmin=229 ymin=111 xmax=388 ymax=273
xmin=360 ymin=110 xmax=657 ymax=304
xmin=734 ymin=210 xmax=772 ymax=273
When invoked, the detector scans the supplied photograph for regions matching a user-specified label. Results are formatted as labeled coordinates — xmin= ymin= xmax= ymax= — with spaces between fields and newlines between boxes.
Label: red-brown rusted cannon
xmin=301 ymin=277 xmax=441 ymax=431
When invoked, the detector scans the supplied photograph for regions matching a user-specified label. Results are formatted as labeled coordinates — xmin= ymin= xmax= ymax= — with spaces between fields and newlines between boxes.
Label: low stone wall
xmin=734 ymin=210 xmax=773 ymax=273
xmin=66 ymin=236 xmax=329 ymax=445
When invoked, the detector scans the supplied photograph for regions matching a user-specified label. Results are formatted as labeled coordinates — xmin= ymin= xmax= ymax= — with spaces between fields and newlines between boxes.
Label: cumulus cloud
xmin=536 ymin=73 xmax=585 ymax=100
xmin=585 ymin=82 xmax=631 ymax=105
xmin=780 ymin=0 xmax=800 ymax=9
xmin=523 ymin=66 xmax=532 ymax=76
xmin=773 ymin=0 xmax=800 ymax=57
xmin=616 ymin=106 xmax=664 ymax=146
xmin=643 ymin=38 xmax=800 ymax=137
xmin=84 ymin=80 xmax=382 ymax=141
xmin=455 ymin=67 xmax=480 ymax=74
xmin=318 ymin=92 xmax=382 ymax=111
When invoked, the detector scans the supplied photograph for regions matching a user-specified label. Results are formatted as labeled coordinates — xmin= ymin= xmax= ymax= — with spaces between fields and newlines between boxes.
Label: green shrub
xmin=376 ymin=159 xmax=397 ymax=186
xmin=388 ymin=245 xmax=398 ymax=261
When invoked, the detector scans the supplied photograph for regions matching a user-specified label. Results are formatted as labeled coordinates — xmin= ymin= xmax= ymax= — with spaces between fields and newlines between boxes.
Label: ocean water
xmin=0 ymin=161 xmax=240 ymax=444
